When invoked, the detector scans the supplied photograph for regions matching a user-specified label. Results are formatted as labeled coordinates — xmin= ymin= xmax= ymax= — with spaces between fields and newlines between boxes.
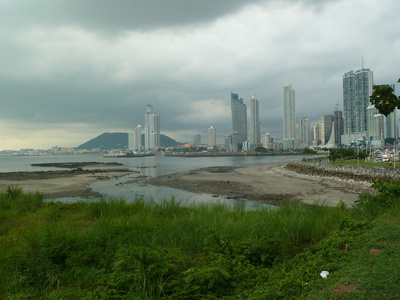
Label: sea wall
xmin=285 ymin=161 xmax=400 ymax=182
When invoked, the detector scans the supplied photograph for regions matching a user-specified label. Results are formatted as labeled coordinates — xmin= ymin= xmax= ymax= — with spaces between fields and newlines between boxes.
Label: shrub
xmin=354 ymin=179 xmax=400 ymax=218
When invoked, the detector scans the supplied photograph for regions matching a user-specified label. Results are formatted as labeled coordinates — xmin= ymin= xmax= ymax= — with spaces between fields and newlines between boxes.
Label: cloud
xmin=1 ymin=0 xmax=400 ymax=150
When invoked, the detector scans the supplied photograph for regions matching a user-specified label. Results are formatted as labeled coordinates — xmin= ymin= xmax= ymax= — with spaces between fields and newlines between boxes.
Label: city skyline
xmin=1 ymin=1 xmax=400 ymax=150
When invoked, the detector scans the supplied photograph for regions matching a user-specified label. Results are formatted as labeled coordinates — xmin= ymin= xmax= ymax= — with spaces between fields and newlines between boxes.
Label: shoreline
xmin=146 ymin=163 xmax=375 ymax=207
xmin=0 ymin=164 xmax=133 ymax=199
xmin=0 ymin=161 xmax=378 ymax=206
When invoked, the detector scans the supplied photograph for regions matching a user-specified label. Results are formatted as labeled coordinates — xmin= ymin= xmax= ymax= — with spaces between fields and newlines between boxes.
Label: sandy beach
xmin=147 ymin=164 xmax=374 ymax=206
xmin=0 ymin=162 xmax=376 ymax=205
xmin=0 ymin=163 xmax=132 ymax=199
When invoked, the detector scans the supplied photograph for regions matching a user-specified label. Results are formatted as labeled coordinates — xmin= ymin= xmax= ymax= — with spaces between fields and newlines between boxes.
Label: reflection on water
xmin=3 ymin=153 xmax=309 ymax=210
xmin=87 ymin=154 xmax=309 ymax=210
xmin=89 ymin=172 xmax=271 ymax=210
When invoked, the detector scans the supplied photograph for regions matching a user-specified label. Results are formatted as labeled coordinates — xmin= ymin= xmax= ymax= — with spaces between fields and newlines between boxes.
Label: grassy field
xmin=332 ymin=159 xmax=399 ymax=168
xmin=1 ymin=183 xmax=400 ymax=299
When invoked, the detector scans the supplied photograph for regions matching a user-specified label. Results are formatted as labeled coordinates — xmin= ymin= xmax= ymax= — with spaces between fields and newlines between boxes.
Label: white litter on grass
xmin=320 ymin=271 xmax=329 ymax=278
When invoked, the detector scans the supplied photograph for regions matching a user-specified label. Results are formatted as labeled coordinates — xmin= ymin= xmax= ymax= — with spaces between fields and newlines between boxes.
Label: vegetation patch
xmin=1 ymin=180 xmax=400 ymax=299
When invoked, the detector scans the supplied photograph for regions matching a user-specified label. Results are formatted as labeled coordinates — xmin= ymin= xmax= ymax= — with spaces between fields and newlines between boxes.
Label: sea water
xmin=0 ymin=154 xmax=306 ymax=208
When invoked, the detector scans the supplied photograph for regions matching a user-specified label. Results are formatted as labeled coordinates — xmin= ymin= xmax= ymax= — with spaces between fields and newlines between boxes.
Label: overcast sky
xmin=1 ymin=0 xmax=399 ymax=150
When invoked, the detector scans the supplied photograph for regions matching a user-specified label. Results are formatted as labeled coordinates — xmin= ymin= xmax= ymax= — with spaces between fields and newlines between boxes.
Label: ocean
xmin=1 ymin=153 xmax=306 ymax=208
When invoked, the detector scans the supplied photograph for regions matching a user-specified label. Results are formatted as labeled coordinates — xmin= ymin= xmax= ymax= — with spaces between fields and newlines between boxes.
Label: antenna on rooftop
xmin=362 ymin=56 xmax=364 ymax=69
xmin=335 ymin=104 xmax=339 ymax=111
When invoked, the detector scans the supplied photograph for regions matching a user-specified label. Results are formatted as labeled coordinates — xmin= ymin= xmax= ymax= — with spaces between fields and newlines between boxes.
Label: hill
xmin=76 ymin=132 xmax=181 ymax=150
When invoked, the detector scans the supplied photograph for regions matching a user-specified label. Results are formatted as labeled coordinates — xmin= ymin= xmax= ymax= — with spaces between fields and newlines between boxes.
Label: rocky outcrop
xmin=285 ymin=162 xmax=400 ymax=182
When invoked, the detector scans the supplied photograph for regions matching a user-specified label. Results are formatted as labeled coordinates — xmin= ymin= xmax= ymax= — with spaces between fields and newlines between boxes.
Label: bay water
xmin=1 ymin=154 xmax=306 ymax=208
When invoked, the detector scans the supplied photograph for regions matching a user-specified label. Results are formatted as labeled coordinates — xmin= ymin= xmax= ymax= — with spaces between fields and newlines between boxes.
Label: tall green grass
xmin=2 ymin=182 xmax=398 ymax=299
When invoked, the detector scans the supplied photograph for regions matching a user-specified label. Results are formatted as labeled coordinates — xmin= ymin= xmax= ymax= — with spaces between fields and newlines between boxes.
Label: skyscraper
xmin=343 ymin=68 xmax=373 ymax=134
xmin=144 ymin=104 xmax=160 ymax=151
xmin=283 ymin=84 xmax=296 ymax=140
xmin=208 ymin=126 xmax=217 ymax=147
xmin=367 ymin=105 xmax=384 ymax=143
xmin=249 ymin=95 xmax=261 ymax=147
xmin=129 ymin=125 xmax=142 ymax=152
xmin=313 ymin=122 xmax=321 ymax=146
xmin=386 ymin=110 xmax=397 ymax=139
xmin=386 ymin=85 xmax=397 ymax=139
xmin=320 ymin=115 xmax=334 ymax=145
xmin=262 ymin=132 xmax=271 ymax=148
xmin=299 ymin=117 xmax=311 ymax=146
xmin=334 ymin=110 xmax=344 ymax=146
xmin=231 ymin=92 xmax=247 ymax=150
xmin=194 ymin=134 xmax=201 ymax=146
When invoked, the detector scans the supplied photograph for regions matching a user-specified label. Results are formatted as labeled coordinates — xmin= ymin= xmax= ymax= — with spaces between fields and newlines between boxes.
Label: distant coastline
xmin=162 ymin=151 xmax=308 ymax=157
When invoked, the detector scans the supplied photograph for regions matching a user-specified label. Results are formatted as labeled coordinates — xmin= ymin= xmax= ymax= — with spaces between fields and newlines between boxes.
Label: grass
xmin=332 ymin=159 xmax=399 ymax=168
xmin=0 ymin=183 xmax=400 ymax=299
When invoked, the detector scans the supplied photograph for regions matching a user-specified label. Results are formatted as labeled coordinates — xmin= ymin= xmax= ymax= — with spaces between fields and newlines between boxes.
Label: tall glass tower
xmin=231 ymin=92 xmax=247 ymax=150
xmin=144 ymin=105 xmax=160 ymax=151
xmin=283 ymin=84 xmax=296 ymax=140
xmin=343 ymin=68 xmax=373 ymax=134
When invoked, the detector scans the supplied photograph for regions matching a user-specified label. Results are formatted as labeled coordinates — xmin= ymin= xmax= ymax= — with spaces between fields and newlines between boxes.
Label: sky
xmin=1 ymin=0 xmax=400 ymax=150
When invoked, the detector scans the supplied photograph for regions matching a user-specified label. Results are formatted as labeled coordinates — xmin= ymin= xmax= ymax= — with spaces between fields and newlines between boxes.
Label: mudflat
xmin=0 ymin=162 xmax=131 ymax=199
xmin=147 ymin=164 xmax=374 ymax=206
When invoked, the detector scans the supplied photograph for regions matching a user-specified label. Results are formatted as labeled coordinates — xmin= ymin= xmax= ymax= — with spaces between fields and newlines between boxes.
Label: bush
xmin=354 ymin=179 xmax=400 ymax=218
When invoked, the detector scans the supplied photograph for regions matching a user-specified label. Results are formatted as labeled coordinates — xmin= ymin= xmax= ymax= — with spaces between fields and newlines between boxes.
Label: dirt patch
xmin=370 ymin=248 xmax=382 ymax=256
xmin=332 ymin=284 xmax=363 ymax=297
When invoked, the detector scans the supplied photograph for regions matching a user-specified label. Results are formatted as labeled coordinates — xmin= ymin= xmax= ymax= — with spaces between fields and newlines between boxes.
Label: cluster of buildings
xmin=128 ymin=66 xmax=398 ymax=153
xmin=225 ymin=66 xmax=398 ymax=151
xmin=281 ymin=67 xmax=398 ymax=150
xmin=128 ymin=104 xmax=160 ymax=152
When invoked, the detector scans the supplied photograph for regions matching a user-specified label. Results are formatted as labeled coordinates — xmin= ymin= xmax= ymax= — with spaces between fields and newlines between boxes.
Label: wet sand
xmin=0 ymin=162 xmax=375 ymax=205
xmin=0 ymin=163 xmax=132 ymax=199
xmin=147 ymin=164 xmax=374 ymax=206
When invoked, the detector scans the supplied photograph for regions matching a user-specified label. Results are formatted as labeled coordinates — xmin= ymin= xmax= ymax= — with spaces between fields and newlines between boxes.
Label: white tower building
xmin=283 ymin=84 xmax=296 ymax=140
xmin=249 ymin=95 xmax=261 ymax=147
xmin=144 ymin=105 xmax=160 ymax=151
xmin=208 ymin=126 xmax=217 ymax=147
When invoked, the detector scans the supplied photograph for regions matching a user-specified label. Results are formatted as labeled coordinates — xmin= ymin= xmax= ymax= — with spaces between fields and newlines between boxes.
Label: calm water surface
xmin=1 ymin=154 xmax=306 ymax=208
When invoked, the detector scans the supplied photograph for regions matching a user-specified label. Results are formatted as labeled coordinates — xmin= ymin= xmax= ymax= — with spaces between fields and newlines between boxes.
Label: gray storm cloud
xmin=0 ymin=0 xmax=399 ymax=150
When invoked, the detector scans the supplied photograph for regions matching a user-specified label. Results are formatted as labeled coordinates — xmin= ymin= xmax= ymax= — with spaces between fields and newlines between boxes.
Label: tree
xmin=303 ymin=148 xmax=317 ymax=155
xmin=369 ymin=79 xmax=400 ymax=116
xmin=255 ymin=146 xmax=268 ymax=153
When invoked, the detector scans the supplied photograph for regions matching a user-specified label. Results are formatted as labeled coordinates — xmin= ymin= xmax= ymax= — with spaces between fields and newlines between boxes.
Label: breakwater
xmin=285 ymin=161 xmax=400 ymax=182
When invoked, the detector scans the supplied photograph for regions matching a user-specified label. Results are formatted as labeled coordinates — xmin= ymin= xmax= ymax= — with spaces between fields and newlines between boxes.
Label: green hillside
xmin=76 ymin=132 xmax=181 ymax=150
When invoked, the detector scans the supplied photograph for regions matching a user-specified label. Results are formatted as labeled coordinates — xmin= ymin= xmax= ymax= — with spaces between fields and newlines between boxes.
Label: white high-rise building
xmin=262 ymin=132 xmax=271 ymax=148
xmin=208 ymin=126 xmax=217 ymax=147
xmin=249 ymin=95 xmax=261 ymax=147
xmin=367 ymin=105 xmax=384 ymax=144
xmin=231 ymin=92 xmax=247 ymax=150
xmin=129 ymin=125 xmax=142 ymax=152
xmin=313 ymin=122 xmax=321 ymax=146
xmin=283 ymin=84 xmax=296 ymax=140
xmin=299 ymin=117 xmax=311 ymax=146
xmin=144 ymin=104 xmax=160 ymax=151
